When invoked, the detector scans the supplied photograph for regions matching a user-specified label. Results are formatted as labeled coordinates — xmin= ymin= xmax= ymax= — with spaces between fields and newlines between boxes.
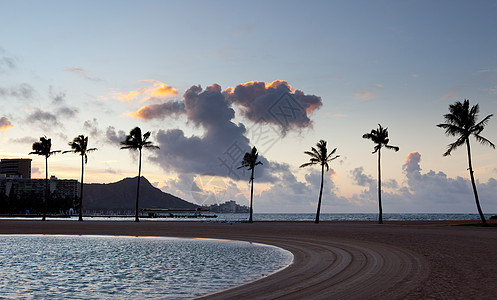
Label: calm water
xmin=6 ymin=212 xmax=495 ymax=222
xmin=0 ymin=235 xmax=293 ymax=299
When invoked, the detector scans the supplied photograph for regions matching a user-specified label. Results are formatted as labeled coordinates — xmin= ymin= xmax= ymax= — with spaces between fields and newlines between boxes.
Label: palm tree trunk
xmin=43 ymin=156 xmax=48 ymax=221
xmin=135 ymin=149 xmax=142 ymax=222
xmin=315 ymin=164 xmax=324 ymax=224
xmin=378 ymin=149 xmax=383 ymax=224
xmin=79 ymin=155 xmax=84 ymax=221
xmin=466 ymin=139 xmax=488 ymax=226
xmin=249 ymin=168 xmax=254 ymax=223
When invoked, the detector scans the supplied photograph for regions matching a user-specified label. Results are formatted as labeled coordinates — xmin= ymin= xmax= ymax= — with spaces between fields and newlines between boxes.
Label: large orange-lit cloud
xmin=0 ymin=116 xmax=13 ymax=132
xmin=225 ymin=80 xmax=322 ymax=133
xmin=112 ymin=80 xmax=178 ymax=102
xmin=128 ymin=80 xmax=323 ymax=135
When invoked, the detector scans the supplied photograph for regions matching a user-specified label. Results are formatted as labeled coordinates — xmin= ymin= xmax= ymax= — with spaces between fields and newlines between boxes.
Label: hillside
xmin=83 ymin=177 xmax=198 ymax=211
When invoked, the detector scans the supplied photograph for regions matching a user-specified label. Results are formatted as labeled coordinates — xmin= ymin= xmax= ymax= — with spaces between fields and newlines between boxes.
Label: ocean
xmin=3 ymin=212 xmax=495 ymax=222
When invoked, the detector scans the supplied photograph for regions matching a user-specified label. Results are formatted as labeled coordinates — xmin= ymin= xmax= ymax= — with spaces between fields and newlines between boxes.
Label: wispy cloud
xmin=64 ymin=67 xmax=104 ymax=82
xmin=0 ymin=83 xmax=35 ymax=100
xmin=0 ymin=47 xmax=16 ymax=74
xmin=111 ymin=80 xmax=178 ymax=102
xmin=83 ymin=118 xmax=100 ymax=138
xmin=353 ymin=91 xmax=377 ymax=101
xmin=11 ymin=136 xmax=37 ymax=144
xmin=438 ymin=88 xmax=459 ymax=101
xmin=105 ymin=126 xmax=126 ymax=145
xmin=49 ymin=88 xmax=78 ymax=118
xmin=25 ymin=109 xmax=60 ymax=130
xmin=0 ymin=116 xmax=13 ymax=132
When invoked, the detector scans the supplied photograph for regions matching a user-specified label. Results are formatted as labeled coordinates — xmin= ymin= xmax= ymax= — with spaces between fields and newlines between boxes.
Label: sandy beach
xmin=1 ymin=220 xmax=496 ymax=299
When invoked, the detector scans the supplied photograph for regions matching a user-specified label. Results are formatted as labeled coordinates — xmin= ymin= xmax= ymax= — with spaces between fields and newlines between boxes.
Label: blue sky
xmin=1 ymin=0 xmax=497 ymax=213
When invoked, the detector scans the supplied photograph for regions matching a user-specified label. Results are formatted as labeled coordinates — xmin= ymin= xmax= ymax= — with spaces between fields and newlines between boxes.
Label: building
xmin=205 ymin=200 xmax=249 ymax=213
xmin=0 ymin=159 xmax=32 ymax=179
xmin=0 ymin=176 xmax=79 ymax=198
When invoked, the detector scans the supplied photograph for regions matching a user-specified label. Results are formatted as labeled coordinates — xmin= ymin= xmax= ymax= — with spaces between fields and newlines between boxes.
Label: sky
xmin=1 ymin=0 xmax=497 ymax=213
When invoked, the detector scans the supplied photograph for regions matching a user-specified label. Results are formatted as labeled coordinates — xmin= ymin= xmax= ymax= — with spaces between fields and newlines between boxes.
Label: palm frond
xmin=443 ymin=136 xmax=466 ymax=156
xmin=474 ymin=134 xmax=496 ymax=149
xmin=144 ymin=144 xmax=160 ymax=150
xmin=474 ymin=114 xmax=493 ymax=134
xmin=299 ymin=162 xmax=317 ymax=168
xmin=303 ymin=150 xmax=319 ymax=160
xmin=385 ymin=145 xmax=399 ymax=152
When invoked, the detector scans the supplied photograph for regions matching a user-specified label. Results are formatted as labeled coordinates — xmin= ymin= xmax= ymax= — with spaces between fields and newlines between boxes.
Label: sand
xmin=1 ymin=219 xmax=496 ymax=299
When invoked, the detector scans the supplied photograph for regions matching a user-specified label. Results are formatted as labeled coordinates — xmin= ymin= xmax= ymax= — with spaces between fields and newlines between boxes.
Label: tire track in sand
xmin=199 ymin=236 xmax=429 ymax=300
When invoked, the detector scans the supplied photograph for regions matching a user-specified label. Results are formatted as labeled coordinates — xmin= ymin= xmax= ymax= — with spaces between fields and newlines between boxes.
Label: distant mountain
xmin=83 ymin=177 xmax=198 ymax=210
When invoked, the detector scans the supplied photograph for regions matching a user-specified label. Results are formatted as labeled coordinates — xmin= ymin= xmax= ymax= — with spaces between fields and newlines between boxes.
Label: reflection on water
xmin=0 ymin=235 xmax=293 ymax=299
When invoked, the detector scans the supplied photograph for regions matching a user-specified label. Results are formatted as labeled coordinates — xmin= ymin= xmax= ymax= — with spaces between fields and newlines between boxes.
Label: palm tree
xmin=362 ymin=124 xmax=399 ymax=224
xmin=437 ymin=99 xmax=494 ymax=226
xmin=120 ymin=127 xmax=159 ymax=222
xmin=29 ymin=137 xmax=60 ymax=221
xmin=238 ymin=146 xmax=263 ymax=223
xmin=299 ymin=140 xmax=339 ymax=224
xmin=63 ymin=135 xmax=97 ymax=221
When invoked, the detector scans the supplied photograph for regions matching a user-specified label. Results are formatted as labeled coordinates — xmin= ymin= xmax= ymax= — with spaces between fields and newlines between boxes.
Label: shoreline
xmin=1 ymin=220 xmax=496 ymax=299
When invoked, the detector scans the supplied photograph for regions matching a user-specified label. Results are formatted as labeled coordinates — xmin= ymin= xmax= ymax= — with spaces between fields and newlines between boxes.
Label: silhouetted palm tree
xmin=238 ymin=146 xmax=263 ymax=223
xmin=120 ymin=127 xmax=159 ymax=222
xmin=437 ymin=99 xmax=494 ymax=226
xmin=29 ymin=137 xmax=60 ymax=221
xmin=299 ymin=140 xmax=339 ymax=224
xmin=363 ymin=124 xmax=399 ymax=224
xmin=63 ymin=135 xmax=97 ymax=221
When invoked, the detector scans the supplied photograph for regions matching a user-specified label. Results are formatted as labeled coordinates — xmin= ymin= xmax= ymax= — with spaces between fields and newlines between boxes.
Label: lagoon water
xmin=0 ymin=235 xmax=293 ymax=299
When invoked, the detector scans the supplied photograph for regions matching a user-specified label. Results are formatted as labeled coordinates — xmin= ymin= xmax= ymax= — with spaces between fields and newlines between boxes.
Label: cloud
xmin=141 ymin=81 xmax=323 ymax=182
xmin=11 ymin=136 xmax=37 ymax=144
xmin=64 ymin=67 xmax=103 ymax=82
xmin=0 ymin=116 xmax=13 ymax=132
xmin=151 ymin=84 xmax=262 ymax=181
xmin=351 ymin=166 xmax=375 ymax=187
xmin=254 ymin=164 xmax=355 ymax=213
xmin=439 ymin=88 xmax=459 ymax=101
xmin=129 ymin=80 xmax=323 ymax=136
xmin=105 ymin=126 xmax=126 ymax=145
xmin=401 ymin=152 xmax=472 ymax=204
xmin=25 ymin=109 xmax=60 ymax=130
xmin=347 ymin=152 xmax=497 ymax=213
xmin=49 ymin=88 xmax=79 ymax=118
xmin=0 ymin=47 xmax=16 ymax=74
xmin=225 ymin=80 xmax=322 ymax=134
xmin=83 ymin=118 xmax=100 ymax=138
xmin=0 ymin=83 xmax=35 ymax=100
xmin=128 ymin=101 xmax=185 ymax=120
xmin=111 ymin=80 xmax=178 ymax=102
xmin=353 ymin=91 xmax=377 ymax=101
